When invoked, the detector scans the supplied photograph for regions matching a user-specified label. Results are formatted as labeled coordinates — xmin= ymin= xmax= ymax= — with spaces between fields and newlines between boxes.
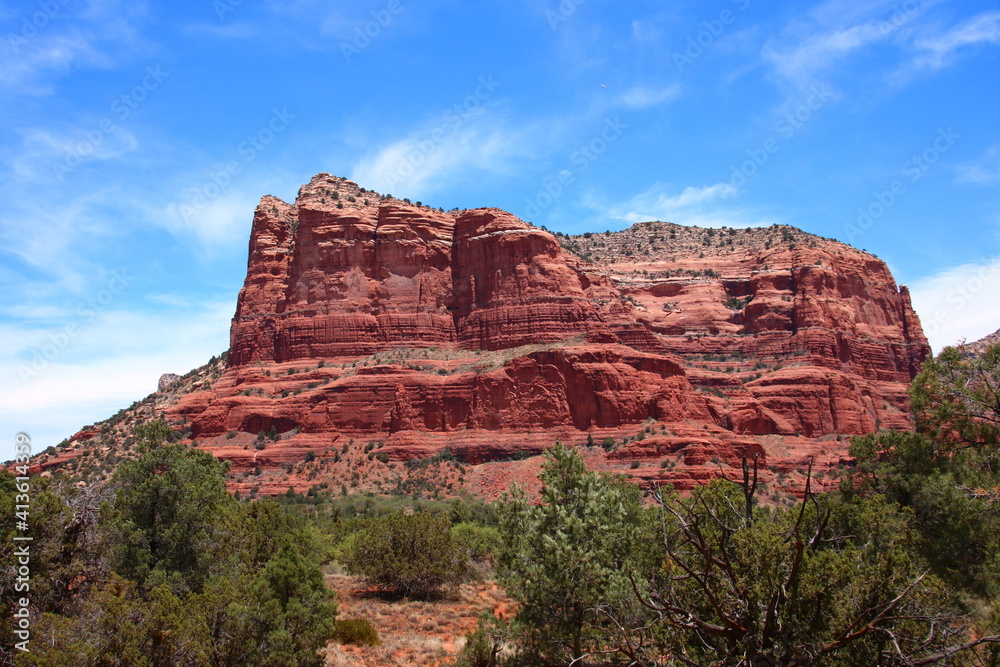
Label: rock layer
xmin=163 ymin=173 xmax=930 ymax=494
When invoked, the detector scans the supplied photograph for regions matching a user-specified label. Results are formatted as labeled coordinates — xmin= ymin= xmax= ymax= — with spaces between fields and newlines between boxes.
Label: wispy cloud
xmin=913 ymin=11 xmax=1000 ymax=69
xmin=0 ymin=299 xmax=234 ymax=455
xmin=1 ymin=0 xmax=153 ymax=94
xmin=0 ymin=190 xmax=119 ymax=294
xmin=761 ymin=2 xmax=894 ymax=90
xmin=8 ymin=125 xmax=140 ymax=182
xmin=615 ymin=84 xmax=680 ymax=109
xmin=349 ymin=91 xmax=541 ymax=198
xmin=595 ymin=182 xmax=776 ymax=228
xmin=786 ymin=22 xmax=883 ymax=76
xmin=161 ymin=189 xmax=262 ymax=247
xmin=0 ymin=33 xmax=108 ymax=94
xmin=763 ymin=2 xmax=1000 ymax=93
xmin=956 ymin=146 xmax=1000 ymax=185
xmin=909 ymin=256 xmax=1000 ymax=352
xmin=350 ymin=125 xmax=526 ymax=197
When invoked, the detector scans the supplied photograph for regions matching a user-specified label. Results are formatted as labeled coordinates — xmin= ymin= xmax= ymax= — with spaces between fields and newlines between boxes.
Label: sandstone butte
xmin=37 ymin=173 xmax=931 ymax=501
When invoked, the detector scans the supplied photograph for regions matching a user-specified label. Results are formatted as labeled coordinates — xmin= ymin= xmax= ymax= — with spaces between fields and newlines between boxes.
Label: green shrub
xmin=334 ymin=618 xmax=380 ymax=646
xmin=452 ymin=522 xmax=502 ymax=562
xmin=454 ymin=613 xmax=504 ymax=667
xmin=724 ymin=295 xmax=752 ymax=311
xmin=343 ymin=512 xmax=466 ymax=598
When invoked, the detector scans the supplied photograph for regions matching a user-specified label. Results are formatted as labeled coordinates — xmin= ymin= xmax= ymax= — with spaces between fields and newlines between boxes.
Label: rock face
xmin=158 ymin=373 xmax=181 ymax=392
xmin=163 ymin=173 xmax=930 ymax=496
xmin=229 ymin=182 xmax=625 ymax=364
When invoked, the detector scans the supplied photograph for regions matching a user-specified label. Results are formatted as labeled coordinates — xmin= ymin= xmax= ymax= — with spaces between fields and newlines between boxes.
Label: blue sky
xmin=2 ymin=0 xmax=999 ymax=462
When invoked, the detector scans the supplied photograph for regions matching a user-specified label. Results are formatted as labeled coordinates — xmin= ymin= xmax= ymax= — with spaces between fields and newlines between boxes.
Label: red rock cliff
xmin=162 ymin=173 xmax=930 ymax=497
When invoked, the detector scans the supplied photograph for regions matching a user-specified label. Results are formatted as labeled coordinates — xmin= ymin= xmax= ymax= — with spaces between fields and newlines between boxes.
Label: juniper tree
xmin=496 ymin=442 xmax=649 ymax=665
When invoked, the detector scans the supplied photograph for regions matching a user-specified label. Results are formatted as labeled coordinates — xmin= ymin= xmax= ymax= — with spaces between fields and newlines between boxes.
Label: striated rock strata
xmin=123 ymin=173 xmax=932 ymax=497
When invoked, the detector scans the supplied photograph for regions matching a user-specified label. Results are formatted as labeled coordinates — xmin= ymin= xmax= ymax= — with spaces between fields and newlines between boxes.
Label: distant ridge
xmin=962 ymin=328 xmax=1000 ymax=356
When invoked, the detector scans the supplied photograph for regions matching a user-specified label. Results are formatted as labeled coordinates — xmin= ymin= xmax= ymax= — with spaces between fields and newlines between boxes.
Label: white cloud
xmin=9 ymin=125 xmax=140 ymax=182
xmin=913 ymin=11 xmax=1000 ymax=68
xmin=162 ymin=190 xmax=260 ymax=247
xmin=764 ymin=21 xmax=887 ymax=89
xmin=0 ymin=299 xmax=234 ymax=462
xmin=1 ymin=0 xmax=152 ymax=94
xmin=908 ymin=257 xmax=1000 ymax=352
xmin=0 ymin=193 xmax=116 ymax=294
xmin=350 ymin=119 xmax=536 ymax=198
xmin=182 ymin=22 xmax=261 ymax=40
xmin=0 ymin=304 xmax=72 ymax=320
xmin=956 ymin=145 xmax=1000 ymax=185
xmin=761 ymin=2 xmax=1000 ymax=94
xmin=599 ymin=182 xmax=775 ymax=228
xmin=761 ymin=0 xmax=901 ymax=91
xmin=615 ymin=84 xmax=680 ymax=109
xmin=0 ymin=33 xmax=107 ymax=94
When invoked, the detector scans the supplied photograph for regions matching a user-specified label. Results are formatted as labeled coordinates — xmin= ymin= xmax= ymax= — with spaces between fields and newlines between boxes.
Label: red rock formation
xmin=161 ymin=174 xmax=931 ymax=495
